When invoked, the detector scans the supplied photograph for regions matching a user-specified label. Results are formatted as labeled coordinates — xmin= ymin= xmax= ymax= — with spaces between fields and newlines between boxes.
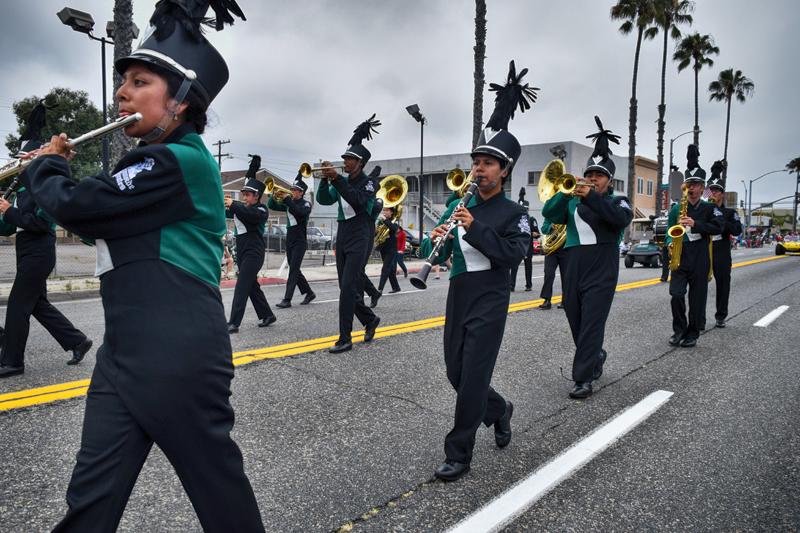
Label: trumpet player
xmin=270 ymin=177 xmax=316 ymax=308
xmin=376 ymin=206 xmax=401 ymax=294
xmin=542 ymin=117 xmax=633 ymax=400
xmin=667 ymin=145 xmax=723 ymax=348
xmin=421 ymin=61 xmax=535 ymax=482
xmin=316 ymin=115 xmax=382 ymax=353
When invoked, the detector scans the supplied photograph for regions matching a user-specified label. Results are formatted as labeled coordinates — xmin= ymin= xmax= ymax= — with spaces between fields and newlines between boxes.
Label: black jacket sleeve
xmin=462 ymin=210 xmax=530 ymax=269
xmin=331 ymin=173 xmax=377 ymax=214
xmin=21 ymin=146 xmax=195 ymax=240
xmin=229 ymin=201 xmax=267 ymax=226
xmin=283 ymin=197 xmax=311 ymax=220
xmin=2 ymin=205 xmax=51 ymax=234
xmin=692 ymin=204 xmax=723 ymax=236
xmin=582 ymin=192 xmax=634 ymax=230
xmin=725 ymin=208 xmax=743 ymax=236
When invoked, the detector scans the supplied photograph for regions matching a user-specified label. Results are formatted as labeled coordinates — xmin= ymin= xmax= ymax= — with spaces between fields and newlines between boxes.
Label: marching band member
xmin=317 ymin=116 xmax=382 ymax=353
xmin=376 ymin=205 xmax=401 ymax=294
xmin=421 ymin=61 xmax=535 ymax=481
xmin=667 ymin=145 xmax=723 ymax=348
xmin=538 ymin=217 xmax=567 ymax=309
xmin=542 ymin=117 xmax=633 ymax=399
xmin=363 ymin=167 xmax=384 ymax=308
xmin=707 ymin=161 xmax=742 ymax=328
xmin=509 ymin=198 xmax=538 ymax=292
xmin=0 ymin=106 xmax=92 ymax=378
xmin=271 ymin=176 xmax=316 ymax=308
xmin=20 ymin=1 xmax=265 ymax=530
xmin=225 ymin=174 xmax=276 ymax=332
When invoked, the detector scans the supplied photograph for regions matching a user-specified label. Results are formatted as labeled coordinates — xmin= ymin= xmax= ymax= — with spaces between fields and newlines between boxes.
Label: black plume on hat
xmin=584 ymin=116 xmax=620 ymax=179
xmin=472 ymin=60 xmax=538 ymax=171
xmin=684 ymin=144 xmax=706 ymax=183
xmin=707 ymin=160 xmax=726 ymax=191
xmin=342 ymin=115 xmax=380 ymax=163
xmin=368 ymin=166 xmax=382 ymax=178
xmin=19 ymin=99 xmax=54 ymax=152
xmin=150 ymin=0 xmax=245 ymax=42
xmin=246 ymin=154 xmax=261 ymax=180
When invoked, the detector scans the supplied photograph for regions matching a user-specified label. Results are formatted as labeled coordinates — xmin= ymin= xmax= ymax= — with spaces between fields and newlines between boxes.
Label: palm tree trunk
xmin=110 ymin=0 xmax=136 ymax=167
xmin=656 ymin=26 xmax=668 ymax=217
xmin=723 ymin=96 xmax=731 ymax=179
xmin=693 ymin=67 xmax=699 ymax=147
xmin=627 ymin=27 xmax=644 ymax=224
xmin=472 ymin=0 xmax=486 ymax=149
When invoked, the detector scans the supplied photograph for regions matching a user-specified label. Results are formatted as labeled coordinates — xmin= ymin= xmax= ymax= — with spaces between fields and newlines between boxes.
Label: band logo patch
xmin=713 ymin=207 xmax=723 ymax=216
xmin=733 ymin=212 xmax=740 ymax=221
xmin=365 ymin=180 xmax=375 ymax=193
xmin=619 ymin=199 xmax=631 ymax=211
xmin=113 ymin=157 xmax=155 ymax=191
xmin=518 ymin=215 xmax=531 ymax=234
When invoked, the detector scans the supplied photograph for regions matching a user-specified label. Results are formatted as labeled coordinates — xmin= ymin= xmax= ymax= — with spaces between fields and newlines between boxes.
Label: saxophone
xmin=668 ymin=184 xmax=689 ymax=271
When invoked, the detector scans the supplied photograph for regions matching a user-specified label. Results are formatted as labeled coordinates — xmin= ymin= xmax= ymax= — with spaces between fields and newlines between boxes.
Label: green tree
xmin=472 ymin=0 xmax=487 ymax=149
xmin=110 ymin=0 xmax=138 ymax=165
xmin=708 ymin=68 xmax=755 ymax=177
xmin=786 ymin=157 xmax=800 ymax=232
xmin=4 ymin=88 xmax=103 ymax=184
xmin=653 ymin=0 xmax=693 ymax=204
xmin=673 ymin=32 xmax=719 ymax=148
xmin=610 ymin=0 xmax=657 ymax=221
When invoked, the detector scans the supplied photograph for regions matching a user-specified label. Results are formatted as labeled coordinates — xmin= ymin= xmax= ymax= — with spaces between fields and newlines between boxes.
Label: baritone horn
xmin=376 ymin=174 xmax=408 ymax=208
xmin=445 ymin=168 xmax=475 ymax=198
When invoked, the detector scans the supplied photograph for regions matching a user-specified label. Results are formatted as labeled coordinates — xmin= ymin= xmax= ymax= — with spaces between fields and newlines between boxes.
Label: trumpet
xmin=265 ymin=176 xmax=292 ymax=202
xmin=299 ymin=162 xmax=345 ymax=179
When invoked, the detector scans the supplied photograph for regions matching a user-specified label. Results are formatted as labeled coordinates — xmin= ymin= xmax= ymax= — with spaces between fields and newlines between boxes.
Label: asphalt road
xmin=0 ymin=247 xmax=797 ymax=532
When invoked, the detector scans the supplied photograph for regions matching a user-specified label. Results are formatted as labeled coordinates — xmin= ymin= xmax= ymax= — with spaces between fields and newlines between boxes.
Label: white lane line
xmin=447 ymin=390 xmax=674 ymax=533
xmin=753 ymin=305 xmax=789 ymax=327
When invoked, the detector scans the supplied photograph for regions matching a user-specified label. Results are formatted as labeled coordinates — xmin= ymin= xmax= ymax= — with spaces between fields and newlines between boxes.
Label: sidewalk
xmin=0 ymin=255 xmax=548 ymax=304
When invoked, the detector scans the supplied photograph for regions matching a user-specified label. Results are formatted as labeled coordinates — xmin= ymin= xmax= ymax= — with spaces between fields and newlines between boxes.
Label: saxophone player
xmin=667 ymin=145 xmax=723 ymax=348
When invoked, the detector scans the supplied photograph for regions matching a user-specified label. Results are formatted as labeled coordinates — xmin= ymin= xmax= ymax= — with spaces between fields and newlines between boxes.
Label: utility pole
xmin=212 ymin=139 xmax=231 ymax=169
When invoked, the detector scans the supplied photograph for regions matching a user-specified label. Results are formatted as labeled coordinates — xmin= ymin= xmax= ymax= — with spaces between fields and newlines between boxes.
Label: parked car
xmin=263 ymin=225 xmax=288 ymax=252
xmin=307 ymin=226 xmax=332 ymax=250
xmin=402 ymin=228 xmax=421 ymax=257
xmin=624 ymin=241 xmax=661 ymax=268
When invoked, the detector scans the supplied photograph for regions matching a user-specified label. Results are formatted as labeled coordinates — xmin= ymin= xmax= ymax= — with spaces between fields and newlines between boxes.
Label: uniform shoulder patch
xmin=733 ymin=212 xmax=740 ymax=221
xmin=113 ymin=157 xmax=155 ymax=191
xmin=713 ymin=207 xmax=723 ymax=216
xmin=257 ymin=205 xmax=267 ymax=213
xmin=518 ymin=214 xmax=531 ymax=234
xmin=364 ymin=179 xmax=376 ymax=193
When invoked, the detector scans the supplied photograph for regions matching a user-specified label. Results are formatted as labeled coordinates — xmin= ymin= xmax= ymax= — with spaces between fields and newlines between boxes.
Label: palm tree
xmin=653 ymin=0 xmax=693 ymax=204
xmin=110 ymin=0 xmax=137 ymax=166
xmin=708 ymin=68 xmax=755 ymax=178
xmin=610 ymin=0 xmax=657 ymax=219
xmin=673 ymin=32 xmax=719 ymax=148
xmin=786 ymin=157 xmax=800 ymax=232
xmin=472 ymin=0 xmax=487 ymax=149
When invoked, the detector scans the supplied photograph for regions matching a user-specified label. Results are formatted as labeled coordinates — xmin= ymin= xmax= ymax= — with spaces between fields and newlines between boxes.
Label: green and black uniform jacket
xmin=665 ymin=199 xmax=724 ymax=247
xmin=267 ymin=195 xmax=311 ymax=247
xmin=542 ymin=189 xmax=633 ymax=248
xmin=712 ymin=204 xmax=742 ymax=250
xmin=227 ymin=200 xmax=267 ymax=261
xmin=315 ymin=171 xmax=378 ymax=250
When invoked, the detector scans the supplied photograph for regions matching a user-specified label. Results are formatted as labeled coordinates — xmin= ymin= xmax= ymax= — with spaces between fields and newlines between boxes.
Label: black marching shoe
xmin=389 ymin=288 xmax=401 ymax=294
xmin=370 ymin=292 xmax=381 ymax=309
xmin=364 ymin=317 xmax=381 ymax=342
xmin=0 ymin=365 xmax=24 ymax=378
xmin=300 ymin=292 xmax=316 ymax=305
xmin=668 ymin=334 xmax=683 ymax=347
xmin=557 ymin=302 xmax=565 ymax=309
xmin=539 ymin=299 xmax=552 ymax=310
xmin=494 ymin=401 xmax=514 ymax=448
xmin=593 ymin=349 xmax=607 ymax=380
xmin=227 ymin=324 xmax=239 ymax=334
xmin=524 ymin=286 xmax=532 ymax=292
xmin=329 ymin=341 xmax=352 ymax=354
xmin=258 ymin=316 xmax=277 ymax=327
xmin=680 ymin=337 xmax=697 ymax=348
xmin=434 ymin=460 xmax=471 ymax=482
xmin=569 ymin=381 xmax=593 ymax=399
xmin=67 ymin=338 xmax=93 ymax=366
xmin=275 ymin=299 xmax=291 ymax=309
xmin=715 ymin=319 xmax=726 ymax=328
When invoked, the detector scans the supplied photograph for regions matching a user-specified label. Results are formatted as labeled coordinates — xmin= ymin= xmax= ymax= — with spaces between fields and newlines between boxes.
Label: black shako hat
xmin=115 ymin=0 xmax=246 ymax=107
xmin=291 ymin=178 xmax=308 ymax=193
xmin=684 ymin=144 xmax=706 ymax=184
xmin=342 ymin=114 xmax=381 ymax=163
xmin=241 ymin=178 xmax=265 ymax=199
xmin=584 ymin=116 xmax=620 ymax=179
xmin=472 ymin=60 xmax=538 ymax=177
xmin=19 ymin=99 xmax=54 ymax=152
xmin=707 ymin=160 xmax=726 ymax=191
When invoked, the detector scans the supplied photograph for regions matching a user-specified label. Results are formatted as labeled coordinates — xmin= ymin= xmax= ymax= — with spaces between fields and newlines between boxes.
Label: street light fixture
xmin=58 ymin=7 xmax=139 ymax=176
xmin=747 ymin=169 xmax=786 ymax=233
xmin=406 ymin=104 xmax=426 ymax=243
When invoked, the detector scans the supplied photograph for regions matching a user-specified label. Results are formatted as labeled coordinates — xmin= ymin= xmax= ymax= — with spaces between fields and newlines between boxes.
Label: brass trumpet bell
xmin=299 ymin=162 xmax=345 ymax=179
xmin=265 ymin=176 xmax=292 ymax=199
xmin=376 ymin=175 xmax=408 ymax=208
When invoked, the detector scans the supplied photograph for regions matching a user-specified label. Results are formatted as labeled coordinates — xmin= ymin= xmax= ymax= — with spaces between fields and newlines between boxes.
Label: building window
xmin=613 ymin=179 xmax=624 ymax=192
xmin=637 ymin=177 xmax=644 ymax=195
xmin=528 ymin=171 xmax=541 ymax=186
xmin=646 ymin=180 xmax=654 ymax=196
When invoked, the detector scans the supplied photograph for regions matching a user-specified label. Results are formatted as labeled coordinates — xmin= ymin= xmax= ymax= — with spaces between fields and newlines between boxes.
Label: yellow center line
xmin=0 ymin=254 xmax=788 ymax=413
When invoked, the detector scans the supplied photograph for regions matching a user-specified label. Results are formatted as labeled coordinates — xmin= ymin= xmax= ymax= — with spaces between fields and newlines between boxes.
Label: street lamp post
xmin=747 ymin=169 xmax=786 ymax=234
xmin=661 ymin=129 xmax=697 ymax=217
xmin=406 ymin=104 xmax=426 ymax=243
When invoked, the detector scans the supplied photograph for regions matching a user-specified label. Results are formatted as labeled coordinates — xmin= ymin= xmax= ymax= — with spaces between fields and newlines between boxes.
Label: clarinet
xmin=409 ymin=178 xmax=481 ymax=290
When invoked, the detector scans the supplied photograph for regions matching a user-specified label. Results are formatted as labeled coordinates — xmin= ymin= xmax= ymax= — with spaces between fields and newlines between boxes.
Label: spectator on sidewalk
xmin=396 ymin=224 xmax=408 ymax=278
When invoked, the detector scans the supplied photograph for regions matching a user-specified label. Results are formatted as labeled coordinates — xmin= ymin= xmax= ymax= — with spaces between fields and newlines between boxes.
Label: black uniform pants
xmin=284 ymin=241 xmax=311 ymax=301
xmin=443 ymin=272 xmax=509 ymax=464
xmin=377 ymin=246 xmax=400 ymax=292
xmin=669 ymin=244 xmax=710 ymax=341
xmin=1 ymin=251 xmax=85 ymax=368
xmin=712 ymin=243 xmax=732 ymax=321
xmin=540 ymin=247 xmax=567 ymax=301
xmin=229 ymin=252 xmax=273 ymax=326
xmin=563 ymin=245 xmax=618 ymax=383
xmin=53 ymin=262 xmax=264 ymax=533
xmin=660 ymin=245 xmax=670 ymax=281
xmin=336 ymin=238 xmax=376 ymax=343
xmin=510 ymin=247 xmax=533 ymax=290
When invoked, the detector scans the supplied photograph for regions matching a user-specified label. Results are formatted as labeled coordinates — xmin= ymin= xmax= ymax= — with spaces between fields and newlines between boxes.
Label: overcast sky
xmin=1 ymin=0 xmax=798 ymax=207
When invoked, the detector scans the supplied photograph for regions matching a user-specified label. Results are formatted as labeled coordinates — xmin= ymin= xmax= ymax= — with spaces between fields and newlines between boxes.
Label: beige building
xmin=632 ymin=156 xmax=657 ymax=219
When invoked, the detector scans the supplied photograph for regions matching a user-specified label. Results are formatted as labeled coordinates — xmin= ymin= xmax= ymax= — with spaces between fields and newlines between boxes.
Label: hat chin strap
xmin=140 ymin=73 xmax=195 ymax=143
